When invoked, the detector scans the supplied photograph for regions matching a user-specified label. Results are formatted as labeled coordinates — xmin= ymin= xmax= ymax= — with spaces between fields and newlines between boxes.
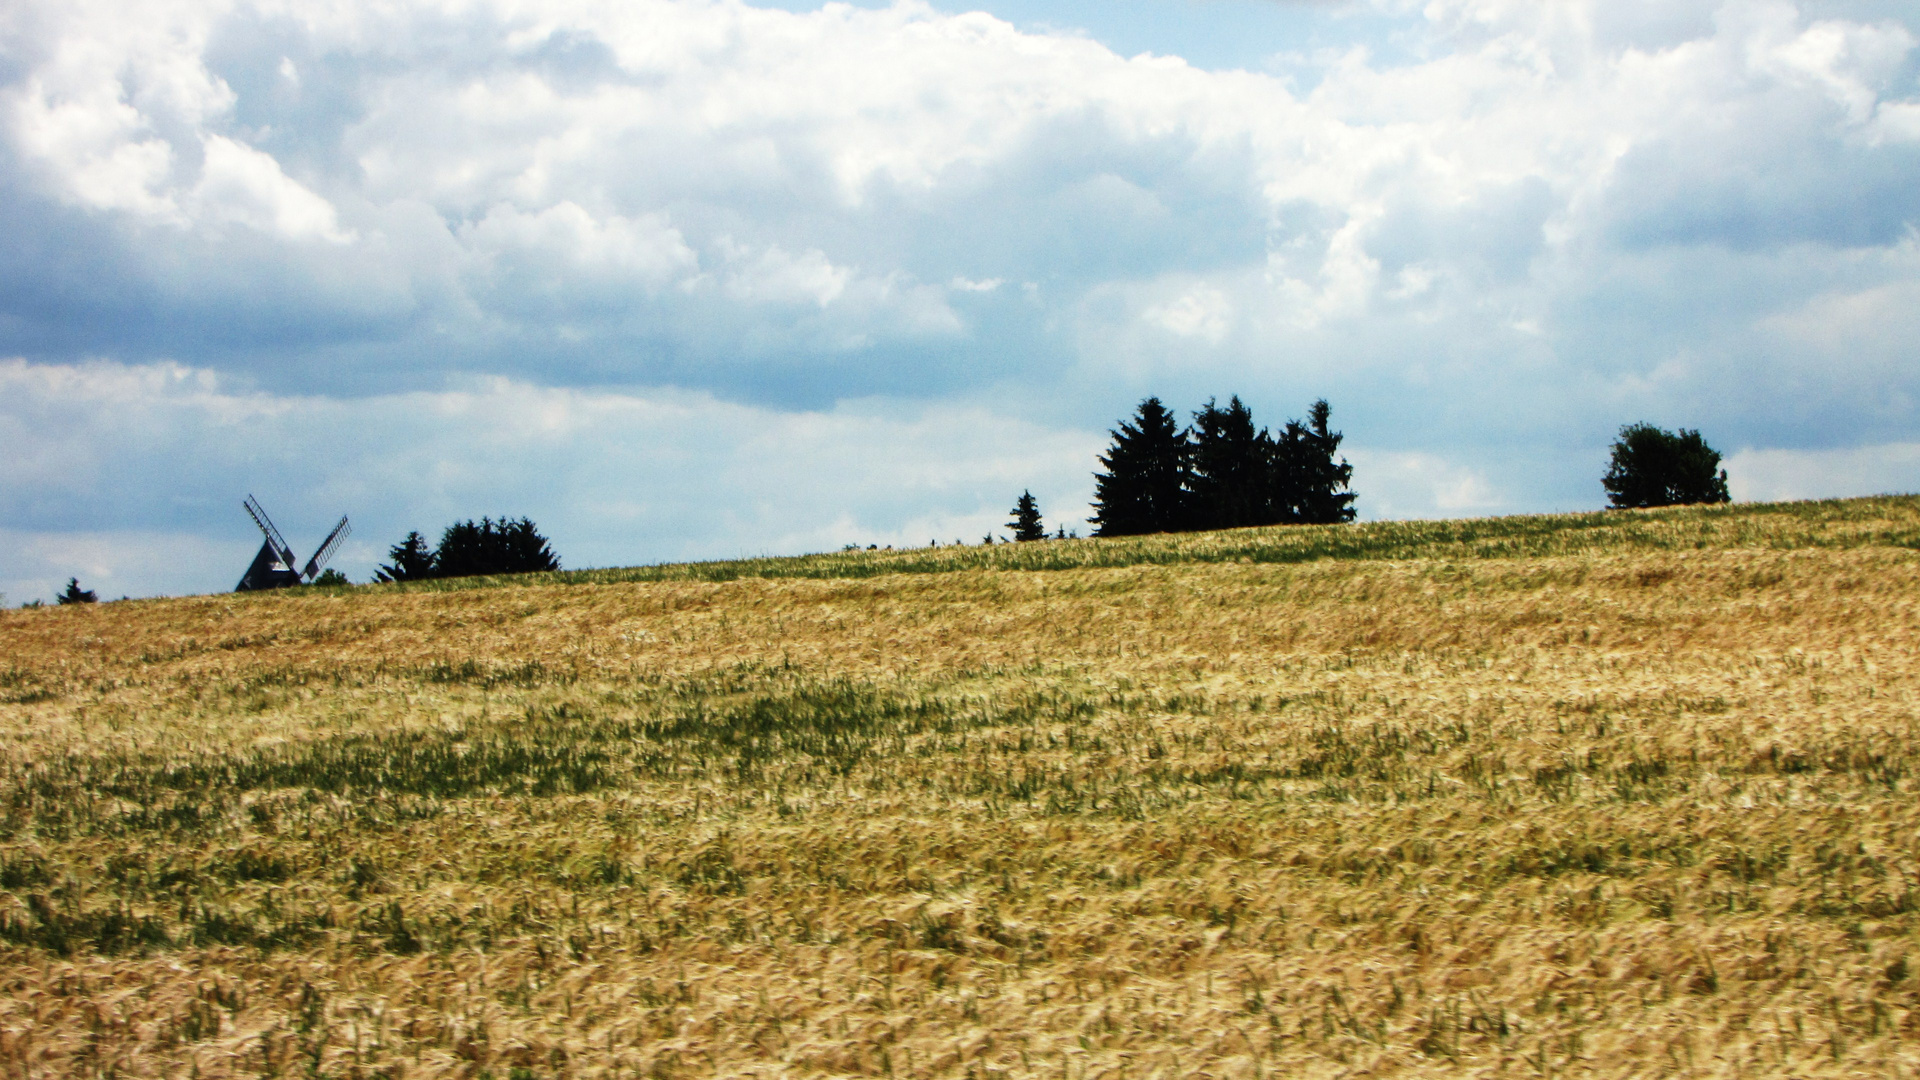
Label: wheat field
xmin=3 ymin=497 xmax=1920 ymax=1078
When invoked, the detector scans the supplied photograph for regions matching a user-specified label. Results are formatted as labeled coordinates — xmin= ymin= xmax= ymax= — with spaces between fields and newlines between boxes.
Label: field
xmin=3 ymin=496 xmax=1920 ymax=1078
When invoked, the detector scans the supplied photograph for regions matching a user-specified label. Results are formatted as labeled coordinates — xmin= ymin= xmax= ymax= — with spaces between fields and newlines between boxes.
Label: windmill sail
xmin=243 ymin=495 xmax=297 ymax=569
xmin=302 ymin=516 xmax=351 ymax=581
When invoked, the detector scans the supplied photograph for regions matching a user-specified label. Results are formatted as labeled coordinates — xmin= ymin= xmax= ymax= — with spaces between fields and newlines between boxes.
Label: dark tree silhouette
xmin=1189 ymin=396 xmax=1270 ymax=531
xmin=375 ymin=531 xmax=437 ymax=582
xmin=1090 ymin=395 xmax=1358 ymax=535
xmin=497 ymin=517 xmax=561 ymax=574
xmin=1276 ymin=399 xmax=1358 ymax=525
xmin=56 ymin=578 xmax=97 ymax=605
xmin=1090 ymin=397 xmax=1191 ymax=536
xmin=1602 ymin=423 xmax=1730 ymax=508
xmin=1008 ymin=491 xmax=1046 ymax=541
xmin=433 ymin=517 xmax=561 ymax=578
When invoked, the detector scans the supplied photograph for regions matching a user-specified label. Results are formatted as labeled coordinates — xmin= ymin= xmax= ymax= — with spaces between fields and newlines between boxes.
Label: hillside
xmin=3 ymin=496 xmax=1920 ymax=1078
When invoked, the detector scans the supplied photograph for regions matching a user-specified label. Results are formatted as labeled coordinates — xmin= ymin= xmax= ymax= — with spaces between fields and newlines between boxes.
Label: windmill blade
xmin=302 ymin=516 xmax=352 ymax=581
xmin=243 ymin=495 xmax=298 ymax=569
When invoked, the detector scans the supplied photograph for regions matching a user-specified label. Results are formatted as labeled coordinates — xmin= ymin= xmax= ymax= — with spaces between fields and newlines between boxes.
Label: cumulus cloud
xmin=195 ymin=134 xmax=351 ymax=241
xmin=1345 ymin=448 xmax=1506 ymax=520
xmin=0 ymin=358 xmax=1102 ymax=601
xmin=0 ymin=0 xmax=1917 ymax=596
xmin=1727 ymin=442 xmax=1920 ymax=502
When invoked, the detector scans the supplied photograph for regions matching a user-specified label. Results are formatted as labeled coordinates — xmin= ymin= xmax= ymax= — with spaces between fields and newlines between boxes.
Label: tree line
xmin=376 ymin=517 xmax=561 ymax=582
xmin=20 ymin=408 xmax=1738 ymax=606
xmin=1000 ymin=404 xmax=1729 ymax=544
xmin=1083 ymin=395 xmax=1356 ymax=537
xmin=364 ymin=418 xmax=1722 ymax=579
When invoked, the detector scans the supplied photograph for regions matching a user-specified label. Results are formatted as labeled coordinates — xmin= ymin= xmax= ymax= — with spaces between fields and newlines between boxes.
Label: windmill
xmin=236 ymin=495 xmax=352 ymax=591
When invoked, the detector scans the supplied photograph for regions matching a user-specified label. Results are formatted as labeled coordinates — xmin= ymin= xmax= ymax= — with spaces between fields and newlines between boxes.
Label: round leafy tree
xmin=1602 ymin=423 xmax=1731 ymax=508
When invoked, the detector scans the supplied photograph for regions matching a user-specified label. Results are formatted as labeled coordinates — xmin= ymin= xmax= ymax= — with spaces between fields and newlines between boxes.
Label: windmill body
xmin=236 ymin=496 xmax=352 ymax=591
xmin=236 ymin=540 xmax=303 ymax=591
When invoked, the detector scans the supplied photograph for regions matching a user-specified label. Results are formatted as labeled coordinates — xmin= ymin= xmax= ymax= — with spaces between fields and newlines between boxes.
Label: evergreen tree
xmin=1602 ymin=423 xmax=1730 ymax=508
xmin=1008 ymin=491 xmax=1046 ymax=541
xmin=1090 ymin=397 xmax=1191 ymax=536
xmin=375 ymin=531 xmax=437 ymax=582
xmin=497 ymin=517 xmax=562 ymax=573
xmin=433 ymin=517 xmax=562 ymax=578
xmin=1189 ymin=396 xmax=1271 ymax=531
xmin=432 ymin=520 xmax=489 ymax=578
xmin=55 ymin=578 xmax=97 ymax=604
xmin=1272 ymin=399 xmax=1357 ymax=524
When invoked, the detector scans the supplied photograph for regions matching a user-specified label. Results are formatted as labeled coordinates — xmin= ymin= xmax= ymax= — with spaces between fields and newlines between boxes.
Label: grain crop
xmin=2 ymin=496 xmax=1919 ymax=1078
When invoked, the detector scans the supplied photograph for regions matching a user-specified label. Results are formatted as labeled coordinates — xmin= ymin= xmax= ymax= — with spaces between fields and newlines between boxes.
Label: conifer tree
xmin=432 ymin=520 xmax=489 ymax=578
xmin=55 ymin=578 xmax=97 ymax=604
xmin=1189 ymin=396 xmax=1271 ymax=531
xmin=1272 ymin=399 xmax=1357 ymax=524
xmin=1009 ymin=491 xmax=1046 ymax=541
xmin=374 ymin=518 xmax=559 ymax=582
xmin=1090 ymin=397 xmax=1191 ymax=536
xmin=375 ymin=531 xmax=437 ymax=582
xmin=434 ymin=517 xmax=561 ymax=578
xmin=498 ymin=517 xmax=562 ymax=573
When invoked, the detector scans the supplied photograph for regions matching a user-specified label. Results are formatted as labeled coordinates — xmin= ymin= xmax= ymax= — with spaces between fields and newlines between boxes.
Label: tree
xmin=1271 ymin=399 xmax=1357 ymax=524
xmin=433 ymin=517 xmax=561 ymax=578
xmin=1008 ymin=491 xmax=1046 ymax=541
xmin=1090 ymin=397 xmax=1191 ymax=536
xmin=1602 ymin=423 xmax=1730 ymax=508
xmin=1188 ymin=396 xmax=1270 ymax=531
xmin=495 ymin=517 xmax=561 ymax=574
xmin=375 ymin=531 xmax=437 ymax=583
xmin=311 ymin=568 xmax=351 ymax=587
xmin=56 ymin=578 xmax=97 ymax=605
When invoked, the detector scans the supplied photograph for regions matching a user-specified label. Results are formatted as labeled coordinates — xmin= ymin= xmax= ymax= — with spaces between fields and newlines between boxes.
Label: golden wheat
xmin=1 ymin=499 xmax=1918 ymax=1077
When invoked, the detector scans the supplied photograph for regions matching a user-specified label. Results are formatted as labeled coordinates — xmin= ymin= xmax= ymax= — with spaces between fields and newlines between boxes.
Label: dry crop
xmin=2 ymin=497 xmax=1920 ymax=1078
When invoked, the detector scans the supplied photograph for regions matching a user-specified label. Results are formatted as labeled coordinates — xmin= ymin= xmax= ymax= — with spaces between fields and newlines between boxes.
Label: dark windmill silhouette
xmin=236 ymin=495 xmax=351 ymax=591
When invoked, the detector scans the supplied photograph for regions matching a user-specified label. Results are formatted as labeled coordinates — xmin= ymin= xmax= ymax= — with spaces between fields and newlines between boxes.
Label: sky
xmin=3 ymin=0 xmax=1919 ymax=602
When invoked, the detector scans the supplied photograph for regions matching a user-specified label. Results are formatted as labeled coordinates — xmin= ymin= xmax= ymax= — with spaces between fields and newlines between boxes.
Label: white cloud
xmin=0 ymin=528 xmax=253 ymax=606
xmin=1874 ymin=99 xmax=1920 ymax=143
xmin=6 ymin=0 xmax=1914 ymax=360
xmin=195 ymin=135 xmax=351 ymax=242
xmin=1746 ymin=10 xmax=1915 ymax=125
xmin=1727 ymin=442 xmax=1920 ymax=503
xmin=1345 ymin=448 xmax=1505 ymax=520
xmin=1144 ymin=283 xmax=1233 ymax=343
xmin=461 ymin=201 xmax=698 ymax=301
xmin=720 ymin=241 xmax=853 ymax=308
xmin=3 ymin=0 xmax=235 ymax=219
xmin=0 ymin=358 xmax=1102 ymax=600
xmin=10 ymin=83 xmax=183 ymax=220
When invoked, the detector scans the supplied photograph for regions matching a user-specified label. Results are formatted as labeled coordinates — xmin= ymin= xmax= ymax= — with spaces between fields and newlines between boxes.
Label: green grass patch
xmin=329 ymin=496 xmax=1920 ymax=596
